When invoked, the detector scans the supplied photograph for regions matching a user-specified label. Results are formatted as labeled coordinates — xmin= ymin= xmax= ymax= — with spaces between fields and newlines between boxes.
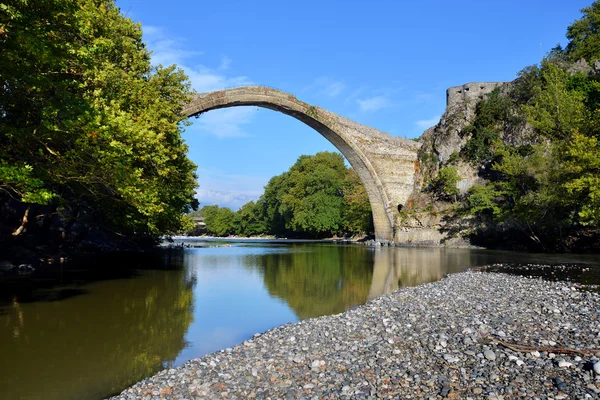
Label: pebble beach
xmin=111 ymin=271 xmax=600 ymax=399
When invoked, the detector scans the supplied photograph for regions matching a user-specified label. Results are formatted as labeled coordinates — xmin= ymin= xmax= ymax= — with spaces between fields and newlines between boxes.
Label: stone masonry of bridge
xmin=183 ymin=86 xmax=420 ymax=243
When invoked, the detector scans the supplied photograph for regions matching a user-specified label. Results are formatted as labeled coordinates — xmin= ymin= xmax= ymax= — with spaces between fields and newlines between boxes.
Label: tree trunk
xmin=12 ymin=205 xmax=30 ymax=236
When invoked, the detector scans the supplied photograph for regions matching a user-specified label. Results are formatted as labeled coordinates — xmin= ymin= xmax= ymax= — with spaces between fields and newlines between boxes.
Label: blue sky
xmin=116 ymin=0 xmax=591 ymax=210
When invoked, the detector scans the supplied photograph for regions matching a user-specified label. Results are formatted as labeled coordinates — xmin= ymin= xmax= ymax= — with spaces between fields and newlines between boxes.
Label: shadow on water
xmin=0 ymin=249 xmax=186 ymax=305
xmin=0 ymin=248 xmax=195 ymax=400
xmin=475 ymin=263 xmax=600 ymax=288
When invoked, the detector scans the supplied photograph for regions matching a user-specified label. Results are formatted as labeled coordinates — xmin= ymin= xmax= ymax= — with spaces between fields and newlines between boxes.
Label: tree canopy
xmin=0 ymin=0 xmax=198 ymax=249
xmin=565 ymin=1 xmax=600 ymax=62
xmin=198 ymin=152 xmax=373 ymax=238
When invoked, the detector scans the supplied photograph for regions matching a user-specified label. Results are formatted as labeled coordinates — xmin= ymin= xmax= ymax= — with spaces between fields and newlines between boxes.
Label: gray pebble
xmin=484 ymin=350 xmax=496 ymax=361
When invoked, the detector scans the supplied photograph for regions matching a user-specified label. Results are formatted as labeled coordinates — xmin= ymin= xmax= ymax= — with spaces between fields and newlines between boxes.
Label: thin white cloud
xmin=142 ymin=26 xmax=253 ymax=136
xmin=190 ymin=107 xmax=255 ymax=138
xmin=414 ymin=91 xmax=435 ymax=102
xmin=414 ymin=115 xmax=441 ymax=130
xmin=195 ymin=168 xmax=268 ymax=210
xmin=148 ymin=39 xmax=203 ymax=67
xmin=219 ymin=56 xmax=231 ymax=71
xmin=185 ymin=67 xmax=250 ymax=93
xmin=304 ymin=77 xmax=346 ymax=98
xmin=195 ymin=188 xmax=262 ymax=210
xmin=357 ymin=96 xmax=390 ymax=112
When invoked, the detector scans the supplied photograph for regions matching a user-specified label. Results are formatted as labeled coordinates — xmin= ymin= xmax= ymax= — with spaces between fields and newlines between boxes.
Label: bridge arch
xmin=184 ymin=86 xmax=419 ymax=242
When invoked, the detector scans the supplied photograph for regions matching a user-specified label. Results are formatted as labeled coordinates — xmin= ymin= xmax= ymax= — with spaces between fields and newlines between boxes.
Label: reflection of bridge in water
xmin=367 ymin=248 xmax=492 ymax=300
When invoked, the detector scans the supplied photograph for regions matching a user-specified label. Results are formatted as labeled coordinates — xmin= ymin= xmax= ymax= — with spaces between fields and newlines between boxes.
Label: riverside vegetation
xmin=0 ymin=0 xmax=198 ymax=258
xmin=189 ymin=151 xmax=374 ymax=239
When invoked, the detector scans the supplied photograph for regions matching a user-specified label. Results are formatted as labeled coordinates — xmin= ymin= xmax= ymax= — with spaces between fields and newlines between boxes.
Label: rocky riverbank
xmin=111 ymin=271 xmax=600 ymax=399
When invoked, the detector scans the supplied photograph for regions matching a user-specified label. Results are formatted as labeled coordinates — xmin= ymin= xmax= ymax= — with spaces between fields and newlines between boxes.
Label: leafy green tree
xmin=282 ymin=152 xmax=347 ymax=236
xmin=429 ymin=167 xmax=461 ymax=201
xmin=230 ymin=151 xmax=373 ymax=238
xmin=462 ymin=89 xmax=516 ymax=163
xmin=562 ymin=132 xmax=600 ymax=226
xmin=565 ymin=1 xmax=600 ymax=63
xmin=342 ymin=168 xmax=374 ymax=234
xmin=523 ymin=62 xmax=587 ymax=139
xmin=260 ymin=172 xmax=292 ymax=235
xmin=201 ymin=205 xmax=235 ymax=236
xmin=466 ymin=60 xmax=600 ymax=248
xmin=234 ymin=201 xmax=267 ymax=236
xmin=0 ymin=0 xmax=198 ymax=244
xmin=454 ymin=3 xmax=600 ymax=250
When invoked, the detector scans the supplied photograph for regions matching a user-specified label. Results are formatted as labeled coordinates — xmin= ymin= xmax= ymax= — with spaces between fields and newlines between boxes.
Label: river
xmin=0 ymin=241 xmax=599 ymax=399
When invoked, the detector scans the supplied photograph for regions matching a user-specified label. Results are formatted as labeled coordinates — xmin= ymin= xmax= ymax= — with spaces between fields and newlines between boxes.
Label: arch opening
xmin=184 ymin=87 xmax=395 ymax=242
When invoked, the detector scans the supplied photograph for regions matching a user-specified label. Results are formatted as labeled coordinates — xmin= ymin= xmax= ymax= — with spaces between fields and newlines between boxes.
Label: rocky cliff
xmin=396 ymin=81 xmax=522 ymax=246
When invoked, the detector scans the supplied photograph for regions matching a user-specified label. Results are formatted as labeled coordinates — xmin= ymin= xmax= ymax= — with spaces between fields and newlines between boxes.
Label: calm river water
xmin=1 ymin=241 xmax=599 ymax=400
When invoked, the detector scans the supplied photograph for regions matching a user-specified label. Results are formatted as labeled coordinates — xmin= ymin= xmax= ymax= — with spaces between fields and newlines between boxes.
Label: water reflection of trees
xmin=0 ymin=266 xmax=195 ymax=400
xmin=250 ymin=245 xmax=373 ymax=319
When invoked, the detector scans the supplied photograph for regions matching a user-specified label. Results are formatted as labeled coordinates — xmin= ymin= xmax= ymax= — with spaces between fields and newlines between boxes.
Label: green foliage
xmin=565 ymin=1 xmax=600 ymax=63
xmin=463 ymin=127 xmax=501 ymax=163
xmin=418 ymin=149 xmax=439 ymax=182
xmin=233 ymin=201 xmax=267 ymax=236
xmin=282 ymin=152 xmax=347 ymax=236
xmin=523 ymin=62 xmax=587 ymax=139
xmin=201 ymin=205 xmax=236 ymax=236
xmin=465 ymin=55 xmax=600 ymax=248
xmin=462 ymin=89 xmax=514 ymax=163
xmin=474 ymin=88 xmax=515 ymax=128
xmin=306 ymin=106 xmax=319 ymax=120
xmin=429 ymin=167 xmax=460 ymax=201
xmin=0 ymin=0 xmax=198 ymax=241
xmin=201 ymin=152 xmax=374 ymax=238
xmin=466 ymin=184 xmax=504 ymax=217
xmin=0 ymin=162 xmax=56 ymax=204
xmin=341 ymin=169 xmax=374 ymax=234
xmin=447 ymin=151 xmax=460 ymax=165
xmin=260 ymin=172 xmax=292 ymax=235
xmin=562 ymin=133 xmax=600 ymax=226
xmin=511 ymin=65 xmax=542 ymax=104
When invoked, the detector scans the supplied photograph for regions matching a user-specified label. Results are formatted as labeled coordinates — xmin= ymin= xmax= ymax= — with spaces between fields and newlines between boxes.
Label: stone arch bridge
xmin=184 ymin=86 xmax=420 ymax=242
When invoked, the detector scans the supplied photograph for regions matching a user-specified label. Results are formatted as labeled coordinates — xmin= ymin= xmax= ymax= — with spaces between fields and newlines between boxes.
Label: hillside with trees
xmin=193 ymin=152 xmax=373 ymax=239
xmin=411 ymin=1 xmax=600 ymax=251
xmin=0 ymin=0 xmax=198 ymax=257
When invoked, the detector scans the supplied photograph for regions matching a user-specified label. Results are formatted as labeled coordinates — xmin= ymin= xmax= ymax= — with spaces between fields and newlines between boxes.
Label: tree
xmin=234 ymin=201 xmax=267 ymax=236
xmin=282 ymin=152 xmax=347 ymax=236
xmin=465 ymin=58 xmax=600 ymax=248
xmin=260 ymin=172 xmax=292 ymax=235
xmin=523 ymin=62 xmax=587 ymax=139
xmin=562 ymin=133 xmax=600 ymax=226
xmin=231 ymin=151 xmax=374 ymax=238
xmin=341 ymin=169 xmax=374 ymax=234
xmin=565 ymin=1 xmax=600 ymax=63
xmin=430 ymin=167 xmax=461 ymax=201
xmin=0 ymin=0 xmax=198 ymax=246
xmin=201 ymin=205 xmax=235 ymax=237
